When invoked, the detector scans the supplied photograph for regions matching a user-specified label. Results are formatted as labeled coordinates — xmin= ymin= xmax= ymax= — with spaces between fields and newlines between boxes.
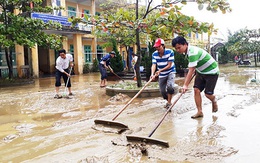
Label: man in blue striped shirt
xmin=150 ymin=38 xmax=176 ymax=109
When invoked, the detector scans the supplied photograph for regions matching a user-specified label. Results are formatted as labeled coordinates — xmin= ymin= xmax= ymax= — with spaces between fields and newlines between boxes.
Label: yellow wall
xmin=13 ymin=0 xmax=149 ymax=77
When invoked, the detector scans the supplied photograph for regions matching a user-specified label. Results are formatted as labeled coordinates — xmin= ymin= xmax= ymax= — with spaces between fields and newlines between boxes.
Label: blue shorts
xmin=99 ymin=63 xmax=107 ymax=80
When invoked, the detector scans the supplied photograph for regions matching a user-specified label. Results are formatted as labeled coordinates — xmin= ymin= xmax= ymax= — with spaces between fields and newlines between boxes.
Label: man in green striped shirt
xmin=172 ymin=36 xmax=219 ymax=119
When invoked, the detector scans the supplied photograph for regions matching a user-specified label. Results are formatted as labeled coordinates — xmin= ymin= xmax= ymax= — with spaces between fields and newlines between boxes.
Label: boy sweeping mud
xmin=172 ymin=36 xmax=219 ymax=118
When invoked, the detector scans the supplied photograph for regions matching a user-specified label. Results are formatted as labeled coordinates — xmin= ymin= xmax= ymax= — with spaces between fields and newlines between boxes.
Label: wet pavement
xmin=0 ymin=65 xmax=260 ymax=163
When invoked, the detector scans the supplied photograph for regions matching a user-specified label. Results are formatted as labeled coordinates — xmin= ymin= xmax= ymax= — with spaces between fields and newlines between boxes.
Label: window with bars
xmin=0 ymin=47 xmax=16 ymax=66
xmin=95 ymin=12 xmax=100 ymax=16
xmin=97 ymin=45 xmax=103 ymax=61
xmin=69 ymin=45 xmax=74 ymax=58
xmin=84 ymin=45 xmax=92 ymax=63
xmin=68 ymin=6 xmax=76 ymax=18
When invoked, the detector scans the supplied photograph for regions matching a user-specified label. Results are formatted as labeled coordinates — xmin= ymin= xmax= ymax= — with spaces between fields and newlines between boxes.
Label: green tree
xmin=110 ymin=38 xmax=124 ymax=72
xmin=0 ymin=0 xmax=63 ymax=79
xmin=225 ymin=28 xmax=260 ymax=66
xmin=218 ymin=46 xmax=229 ymax=64
xmin=70 ymin=0 xmax=231 ymax=86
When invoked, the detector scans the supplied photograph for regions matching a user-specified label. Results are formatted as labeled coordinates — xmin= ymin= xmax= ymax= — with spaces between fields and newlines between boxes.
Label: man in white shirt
xmin=131 ymin=53 xmax=138 ymax=80
xmin=54 ymin=49 xmax=74 ymax=98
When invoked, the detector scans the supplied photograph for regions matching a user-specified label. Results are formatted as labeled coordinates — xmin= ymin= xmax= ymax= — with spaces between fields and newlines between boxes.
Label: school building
xmin=0 ymin=0 xmax=209 ymax=78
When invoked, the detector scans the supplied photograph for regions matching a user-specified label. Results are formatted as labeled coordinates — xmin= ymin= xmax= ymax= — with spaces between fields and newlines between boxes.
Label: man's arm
xmin=108 ymin=65 xmax=113 ymax=72
xmin=155 ymin=61 xmax=172 ymax=76
xmin=70 ymin=61 xmax=74 ymax=67
xmin=150 ymin=64 xmax=157 ymax=79
xmin=55 ymin=59 xmax=65 ymax=73
xmin=56 ymin=62 xmax=70 ymax=76
xmin=182 ymin=67 xmax=195 ymax=93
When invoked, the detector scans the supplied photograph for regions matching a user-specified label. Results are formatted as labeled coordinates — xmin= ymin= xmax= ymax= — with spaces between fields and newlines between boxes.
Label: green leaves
xmin=0 ymin=0 xmax=63 ymax=49
xmin=225 ymin=28 xmax=260 ymax=56
xmin=68 ymin=0 xmax=231 ymax=52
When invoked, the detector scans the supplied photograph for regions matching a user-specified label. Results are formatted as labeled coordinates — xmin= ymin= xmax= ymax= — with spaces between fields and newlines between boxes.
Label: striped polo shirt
xmin=188 ymin=46 xmax=219 ymax=75
xmin=152 ymin=48 xmax=176 ymax=78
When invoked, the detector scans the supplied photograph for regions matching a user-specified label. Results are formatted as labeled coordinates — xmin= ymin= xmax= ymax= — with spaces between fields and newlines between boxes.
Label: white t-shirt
xmin=132 ymin=56 xmax=138 ymax=66
xmin=55 ymin=54 xmax=73 ymax=72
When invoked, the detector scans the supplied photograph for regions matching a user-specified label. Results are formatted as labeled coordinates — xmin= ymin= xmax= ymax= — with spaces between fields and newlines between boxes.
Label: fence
xmin=0 ymin=66 xmax=30 ymax=79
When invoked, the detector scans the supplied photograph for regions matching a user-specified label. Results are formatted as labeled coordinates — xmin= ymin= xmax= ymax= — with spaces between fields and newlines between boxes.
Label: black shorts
xmin=55 ymin=69 xmax=71 ymax=87
xmin=193 ymin=73 xmax=218 ymax=95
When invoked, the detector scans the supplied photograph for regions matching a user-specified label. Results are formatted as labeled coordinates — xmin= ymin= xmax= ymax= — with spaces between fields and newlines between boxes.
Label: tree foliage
xmin=218 ymin=46 xmax=229 ymax=64
xmin=0 ymin=0 xmax=63 ymax=78
xmin=224 ymin=28 xmax=260 ymax=66
xmin=70 ymin=0 xmax=231 ymax=86
xmin=110 ymin=38 xmax=124 ymax=72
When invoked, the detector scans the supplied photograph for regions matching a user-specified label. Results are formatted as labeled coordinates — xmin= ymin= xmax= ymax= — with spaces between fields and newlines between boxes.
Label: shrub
xmin=174 ymin=51 xmax=188 ymax=73
xmin=110 ymin=39 xmax=124 ymax=72
xmin=92 ymin=58 xmax=99 ymax=72
xmin=83 ymin=63 xmax=91 ymax=73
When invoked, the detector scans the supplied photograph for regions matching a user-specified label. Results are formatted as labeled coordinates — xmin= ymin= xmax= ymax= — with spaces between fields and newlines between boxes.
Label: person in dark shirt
xmin=98 ymin=51 xmax=116 ymax=87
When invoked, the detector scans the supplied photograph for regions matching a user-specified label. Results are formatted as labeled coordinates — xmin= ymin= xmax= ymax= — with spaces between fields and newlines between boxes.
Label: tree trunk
xmin=125 ymin=45 xmax=130 ymax=72
xmin=207 ymin=33 xmax=211 ymax=54
xmin=135 ymin=0 xmax=142 ymax=87
xmin=28 ymin=47 xmax=33 ymax=77
xmin=5 ymin=47 xmax=13 ymax=79
xmin=257 ymin=51 xmax=260 ymax=62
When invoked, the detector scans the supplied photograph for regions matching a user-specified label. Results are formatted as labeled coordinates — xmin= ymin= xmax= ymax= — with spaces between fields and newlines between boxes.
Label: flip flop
xmin=191 ymin=113 xmax=204 ymax=119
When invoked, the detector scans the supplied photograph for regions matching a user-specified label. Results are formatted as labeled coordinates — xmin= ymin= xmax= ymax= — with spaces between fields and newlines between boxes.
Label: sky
xmin=156 ymin=0 xmax=260 ymax=41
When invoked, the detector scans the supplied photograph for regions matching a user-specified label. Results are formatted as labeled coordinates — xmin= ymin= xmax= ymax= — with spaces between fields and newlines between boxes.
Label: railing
xmin=0 ymin=66 xmax=18 ymax=79
xmin=64 ymin=10 xmax=92 ymax=20
xmin=21 ymin=65 xmax=30 ymax=78
xmin=0 ymin=66 xmax=30 ymax=79
xmin=83 ymin=52 xmax=107 ymax=63
xmin=32 ymin=10 xmax=93 ymax=33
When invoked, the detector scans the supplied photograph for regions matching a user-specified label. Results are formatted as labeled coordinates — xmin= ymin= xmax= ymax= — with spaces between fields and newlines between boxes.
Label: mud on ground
xmin=0 ymin=69 xmax=260 ymax=162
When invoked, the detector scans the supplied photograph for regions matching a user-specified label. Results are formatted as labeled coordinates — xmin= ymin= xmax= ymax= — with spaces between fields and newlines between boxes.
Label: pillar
xmin=31 ymin=45 xmax=39 ymax=77
xmin=15 ymin=45 xmax=24 ymax=77
xmin=60 ymin=0 xmax=66 ymax=16
xmin=62 ymin=37 xmax=69 ymax=51
xmin=73 ymin=34 xmax=83 ymax=75
xmin=91 ymin=0 xmax=97 ymax=61
xmin=49 ymin=49 xmax=56 ymax=73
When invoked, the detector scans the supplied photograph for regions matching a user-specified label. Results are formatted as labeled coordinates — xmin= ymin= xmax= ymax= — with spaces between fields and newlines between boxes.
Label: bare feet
xmin=212 ymin=101 xmax=218 ymax=113
xmin=191 ymin=112 xmax=204 ymax=119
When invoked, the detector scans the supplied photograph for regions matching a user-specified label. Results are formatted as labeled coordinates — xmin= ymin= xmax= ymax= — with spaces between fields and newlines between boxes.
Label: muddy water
xmin=0 ymin=66 xmax=260 ymax=163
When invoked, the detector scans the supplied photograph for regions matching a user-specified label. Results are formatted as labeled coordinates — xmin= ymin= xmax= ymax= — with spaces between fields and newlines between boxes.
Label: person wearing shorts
xmin=172 ymin=36 xmax=219 ymax=118
xmin=54 ymin=49 xmax=74 ymax=98
xmin=98 ymin=51 xmax=116 ymax=87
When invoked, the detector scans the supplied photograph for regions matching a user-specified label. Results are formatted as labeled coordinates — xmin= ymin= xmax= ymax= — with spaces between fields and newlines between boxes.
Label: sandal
xmin=212 ymin=101 xmax=218 ymax=113
xmin=191 ymin=113 xmax=204 ymax=119
xmin=164 ymin=103 xmax=171 ymax=109
xmin=54 ymin=94 xmax=62 ymax=99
